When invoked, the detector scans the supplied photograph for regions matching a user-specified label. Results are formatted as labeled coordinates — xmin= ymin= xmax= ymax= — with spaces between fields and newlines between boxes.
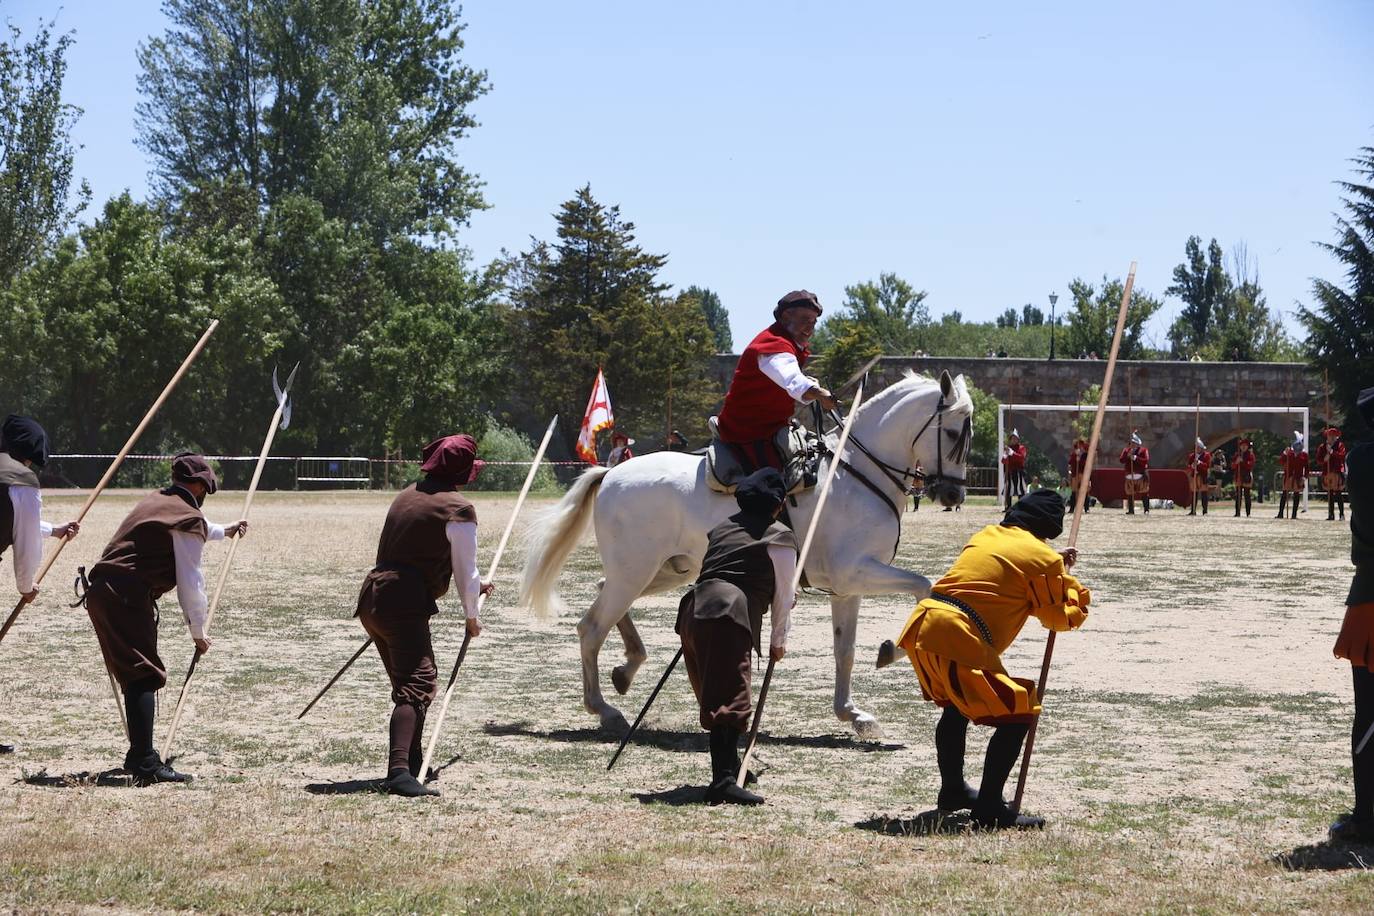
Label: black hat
xmin=1002 ymin=489 xmax=1066 ymax=541
xmin=1359 ymin=386 xmax=1374 ymax=427
xmin=735 ymin=467 xmax=787 ymax=516
xmin=172 ymin=452 xmax=218 ymax=493
xmin=1 ymin=415 xmax=48 ymax=467
xmin=772 ymin=290 xmax=823 ymax=320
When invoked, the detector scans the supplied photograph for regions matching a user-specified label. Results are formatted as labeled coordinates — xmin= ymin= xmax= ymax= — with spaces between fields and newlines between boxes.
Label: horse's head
xmin=850 ymin=369 xmax=973 ymax=509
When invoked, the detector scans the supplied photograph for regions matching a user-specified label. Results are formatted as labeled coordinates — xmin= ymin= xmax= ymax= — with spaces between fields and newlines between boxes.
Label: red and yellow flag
xmin=576 ymin=368 xmax=614 ymax=465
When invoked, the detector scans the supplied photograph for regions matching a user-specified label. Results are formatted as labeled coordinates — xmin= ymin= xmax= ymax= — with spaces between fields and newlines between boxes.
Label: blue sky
xmin=8 ymin=0 xmax=1373 ymax=350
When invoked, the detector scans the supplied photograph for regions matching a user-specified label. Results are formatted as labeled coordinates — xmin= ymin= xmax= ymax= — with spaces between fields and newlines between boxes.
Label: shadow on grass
xmin=1271 ymin=842 xmax=1374 ymax=871
xmin=634 ymin=784 xmax=706 ymax=806
xmin=854 ymin=810 xmax=972 ymax=836
xmin=305 ymin=778 xmax=386 ymax=795
xmin=484 ymin=720 xmax=904 ymax=754
xmin=306 ymin=753 xmax=463 ymax=795
xmin=18 ymin=768 xmax=135 ymax=788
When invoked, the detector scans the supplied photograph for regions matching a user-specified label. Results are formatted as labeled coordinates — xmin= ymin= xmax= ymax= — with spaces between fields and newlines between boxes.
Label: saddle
xmin=704 ymin=417 xmax=820 ymax=495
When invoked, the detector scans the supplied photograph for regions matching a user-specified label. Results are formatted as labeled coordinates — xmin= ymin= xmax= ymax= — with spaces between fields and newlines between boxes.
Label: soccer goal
xmin=295 ymin=456 xmax=371 ymax=489
xmin=995 ymin=403 xmax=1310 ymax=511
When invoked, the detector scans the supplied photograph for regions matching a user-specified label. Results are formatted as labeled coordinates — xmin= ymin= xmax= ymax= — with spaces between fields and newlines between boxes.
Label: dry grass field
xmin=0 ymin=487 xmax=1370 ymax=913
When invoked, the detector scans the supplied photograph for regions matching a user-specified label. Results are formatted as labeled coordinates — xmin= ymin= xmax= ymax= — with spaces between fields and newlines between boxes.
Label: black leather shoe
xmin=1329 ymin=811 xmax=1374 ymax=844
xmin=386 ymin=770 xmax=439 ymax=797
xmin=132 ymin=762 xmax=192 ymax=786
xmin=704 ymin=778 xmax=763 ymax=806
xmin=937 ymin=781 xmax=979 ymax=812
xmin=972 ymin=801 xmax=1045 ymax=830
xmin=0 ymin=743 xmax=14 ymax=755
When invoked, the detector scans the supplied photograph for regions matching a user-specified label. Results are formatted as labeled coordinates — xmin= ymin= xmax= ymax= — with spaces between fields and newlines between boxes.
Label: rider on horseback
xmin=715 ymin=290 xmax=838 ymax=473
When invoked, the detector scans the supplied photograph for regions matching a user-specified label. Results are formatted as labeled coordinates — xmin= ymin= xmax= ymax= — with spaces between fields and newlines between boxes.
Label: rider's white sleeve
xmin=758 ymin=352 xmax=817 ymax=402
xmin=767 ymin=543 xmax=797 ymax=650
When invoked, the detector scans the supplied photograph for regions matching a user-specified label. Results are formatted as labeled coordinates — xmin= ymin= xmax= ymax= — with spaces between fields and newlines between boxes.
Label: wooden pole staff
xmin=1012 ymin=262 xmax=1136 ymax=812
xmin=298 ymin=416 xmax=559 ymax=722
xmin=736 ymin=383 xmax=867 ymax=787
xmin=606 ymin=646 xmax=684 ymax=771
xmin=417 ymin=414 xmax=560 ymax=780
xmin=162 ymin=364 xmax=298 ymax=757
xmin=0 ymin=320 xmax=221 ymax=648
xmin=1193 ymin=392 xmax=1202 ymax=510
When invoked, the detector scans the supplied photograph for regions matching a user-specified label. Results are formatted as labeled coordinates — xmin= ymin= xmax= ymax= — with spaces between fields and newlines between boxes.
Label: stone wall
xmin=710 ymin=354 xmax=1323 ymax=466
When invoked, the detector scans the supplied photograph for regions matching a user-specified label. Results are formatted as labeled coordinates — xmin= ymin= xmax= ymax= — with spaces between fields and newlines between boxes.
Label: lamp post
xmin=1048 ymin=292 xmax=1059 ymax=361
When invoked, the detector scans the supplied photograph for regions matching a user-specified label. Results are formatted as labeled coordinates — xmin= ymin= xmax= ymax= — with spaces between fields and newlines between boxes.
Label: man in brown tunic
xmin=356 ymin=434 xmax=491 ymax=798
xmin=1 ymin=415 xmax=80 ymax=754
xmin=83 ymin=453 xmax=246 ymax=784
xmin=676 ymin=467 xmax=798 ymax=805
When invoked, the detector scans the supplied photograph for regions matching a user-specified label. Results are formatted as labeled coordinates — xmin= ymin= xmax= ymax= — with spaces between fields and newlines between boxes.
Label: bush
xmin=468 ymin=420 xmax=560 ymax=492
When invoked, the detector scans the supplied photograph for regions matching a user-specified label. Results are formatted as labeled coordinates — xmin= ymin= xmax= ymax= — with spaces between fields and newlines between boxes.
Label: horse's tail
xmin=520 ymin=465 xmax=610 ymax=618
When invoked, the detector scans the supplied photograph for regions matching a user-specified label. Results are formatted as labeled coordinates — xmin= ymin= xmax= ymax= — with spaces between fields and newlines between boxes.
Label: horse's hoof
xmin=875 ymin=639 xmax=896 ymax=669
xmin=600 ymin=711 xmax=630 ymax=736
xmin=853 ymin=715 xmax=884 ymax=741
xmin=611 ymin=665 xmax=632 ymax=695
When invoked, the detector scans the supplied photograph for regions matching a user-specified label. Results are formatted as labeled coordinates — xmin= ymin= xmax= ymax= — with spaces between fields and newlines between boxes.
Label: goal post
xmin=996 ymin=403 xmax=1309 ymax=511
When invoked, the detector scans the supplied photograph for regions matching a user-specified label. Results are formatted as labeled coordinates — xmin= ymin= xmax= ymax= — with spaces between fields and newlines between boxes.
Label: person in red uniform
xmin=1001 ymin=430 xmax=1028 ymax=509
xmin=605 ymin=430 xmax=635 ymax=468
xmin=1232 ymin=437 xmax=1256 ymax=517
xmin=1119 ymin=431 xmax=1150 ymax=515
xmin=1067 ymin=436 xmax=1091 ymax=513
xmin=1316 ymin=426 xmax=1348 ymax=521
xmin=1186 ymin=437 xmax=1212 ymax=516
xmin=1276 ymin=432 xmax=1309 ymax=520
xmin=714 ymin=290 xmax=836 ymax=472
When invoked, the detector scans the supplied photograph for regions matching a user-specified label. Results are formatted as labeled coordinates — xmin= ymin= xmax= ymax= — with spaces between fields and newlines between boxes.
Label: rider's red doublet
xmin=716 ymin=323 xmax=809 ymax=443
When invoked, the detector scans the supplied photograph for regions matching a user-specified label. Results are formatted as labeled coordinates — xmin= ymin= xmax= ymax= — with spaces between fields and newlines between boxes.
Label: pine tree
xmin=503 ymin=186 xmax=719 ymax=450
xmin=1300 ymin=146 xmax=1374 ymax=439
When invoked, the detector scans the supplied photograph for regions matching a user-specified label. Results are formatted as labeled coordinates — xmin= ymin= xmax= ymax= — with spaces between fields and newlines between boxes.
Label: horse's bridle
xmin=821 ymin=393 xmax=971 ymax=559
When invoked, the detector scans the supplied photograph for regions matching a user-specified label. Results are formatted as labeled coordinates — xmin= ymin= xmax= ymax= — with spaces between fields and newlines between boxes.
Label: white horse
xmin=520 ymin=370 xmax=974 ymax=739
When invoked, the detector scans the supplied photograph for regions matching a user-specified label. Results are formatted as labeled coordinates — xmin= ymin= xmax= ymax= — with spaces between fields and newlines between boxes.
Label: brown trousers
xmin=359 ymin=610 xmax=437 ymax=707
xmin=86 ymin=586 xmax=166 ymax=690
xmin=679 ymin=612 xmax=753 ymax=731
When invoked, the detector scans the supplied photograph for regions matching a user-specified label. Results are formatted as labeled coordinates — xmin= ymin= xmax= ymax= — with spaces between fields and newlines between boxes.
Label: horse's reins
xmin=822 ymin=392 xmax=971 ymax=560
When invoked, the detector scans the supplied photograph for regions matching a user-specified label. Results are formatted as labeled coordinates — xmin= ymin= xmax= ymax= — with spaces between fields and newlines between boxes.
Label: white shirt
xmin=446 ymin=520 xmax=482 ymax=619
xmin=171 ymin=522 xmax=226 ymax=639
xmin=758 ymin=352 xmax=819 ymax=402
xmin=767 ymin=542 xmax=797 ymax=651
xmin=8 ymin=486 xmax=55 ymax=594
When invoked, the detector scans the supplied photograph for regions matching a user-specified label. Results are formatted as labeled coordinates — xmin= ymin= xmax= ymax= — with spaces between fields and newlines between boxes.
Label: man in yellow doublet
xmin=895 ymin=489 xmax=1090 ymax=829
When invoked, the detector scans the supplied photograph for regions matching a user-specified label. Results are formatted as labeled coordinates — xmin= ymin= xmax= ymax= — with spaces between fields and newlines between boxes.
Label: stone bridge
xmin=712 ymin=354 xmax=1323 ymax=468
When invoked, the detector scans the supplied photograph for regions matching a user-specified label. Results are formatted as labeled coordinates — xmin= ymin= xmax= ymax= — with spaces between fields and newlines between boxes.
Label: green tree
xmin=966 ymin=379 xmax=1001 ymax=466
xmin=813 ymin=272 xmax=930 ymax=381
xmin=1165 ymin=236 xmax=1229 ymax=356
xmin=684 ymin=285 xmax=732 ymax=352
xmin=136 ymin=0 xmax=488 ymax=237
xmin=0 ymin=19 xmax=88 ymax=286
xmin=995 ymin=307 xmax=1019 ymax=329
xmin=1021 ymin=303 xmax=1045 ymax=326
xmin=128 ymin=0 xmax=500 ymax=456
xmin=1300 ymin=146 xmax=1374 ymax=439
xmin=1063 ymin=275 xmax=1161 ymax=360
xmin=0 ymin=194 xmax=288 ymax=459
xmin=503 ymin=186 xmax=719 ymax=450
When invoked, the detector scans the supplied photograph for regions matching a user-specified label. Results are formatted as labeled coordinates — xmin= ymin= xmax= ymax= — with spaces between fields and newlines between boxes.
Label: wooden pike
xmin=298 ymin=415 xmax=559 ymax=722
xmin=736 ymin=383 xmax=868 ymax=787
xmin=162 ymin=364 xmax=299 ymax=757
xmin=0 ymin=320 xmax=221 ymax=649
xmin=418 ymin=414 xmax=561 ymax=780
xmin=1012 ymin=262 xmax=1136 ymax=812
xmin=0 ymin=320 xmax=219 ymax=739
